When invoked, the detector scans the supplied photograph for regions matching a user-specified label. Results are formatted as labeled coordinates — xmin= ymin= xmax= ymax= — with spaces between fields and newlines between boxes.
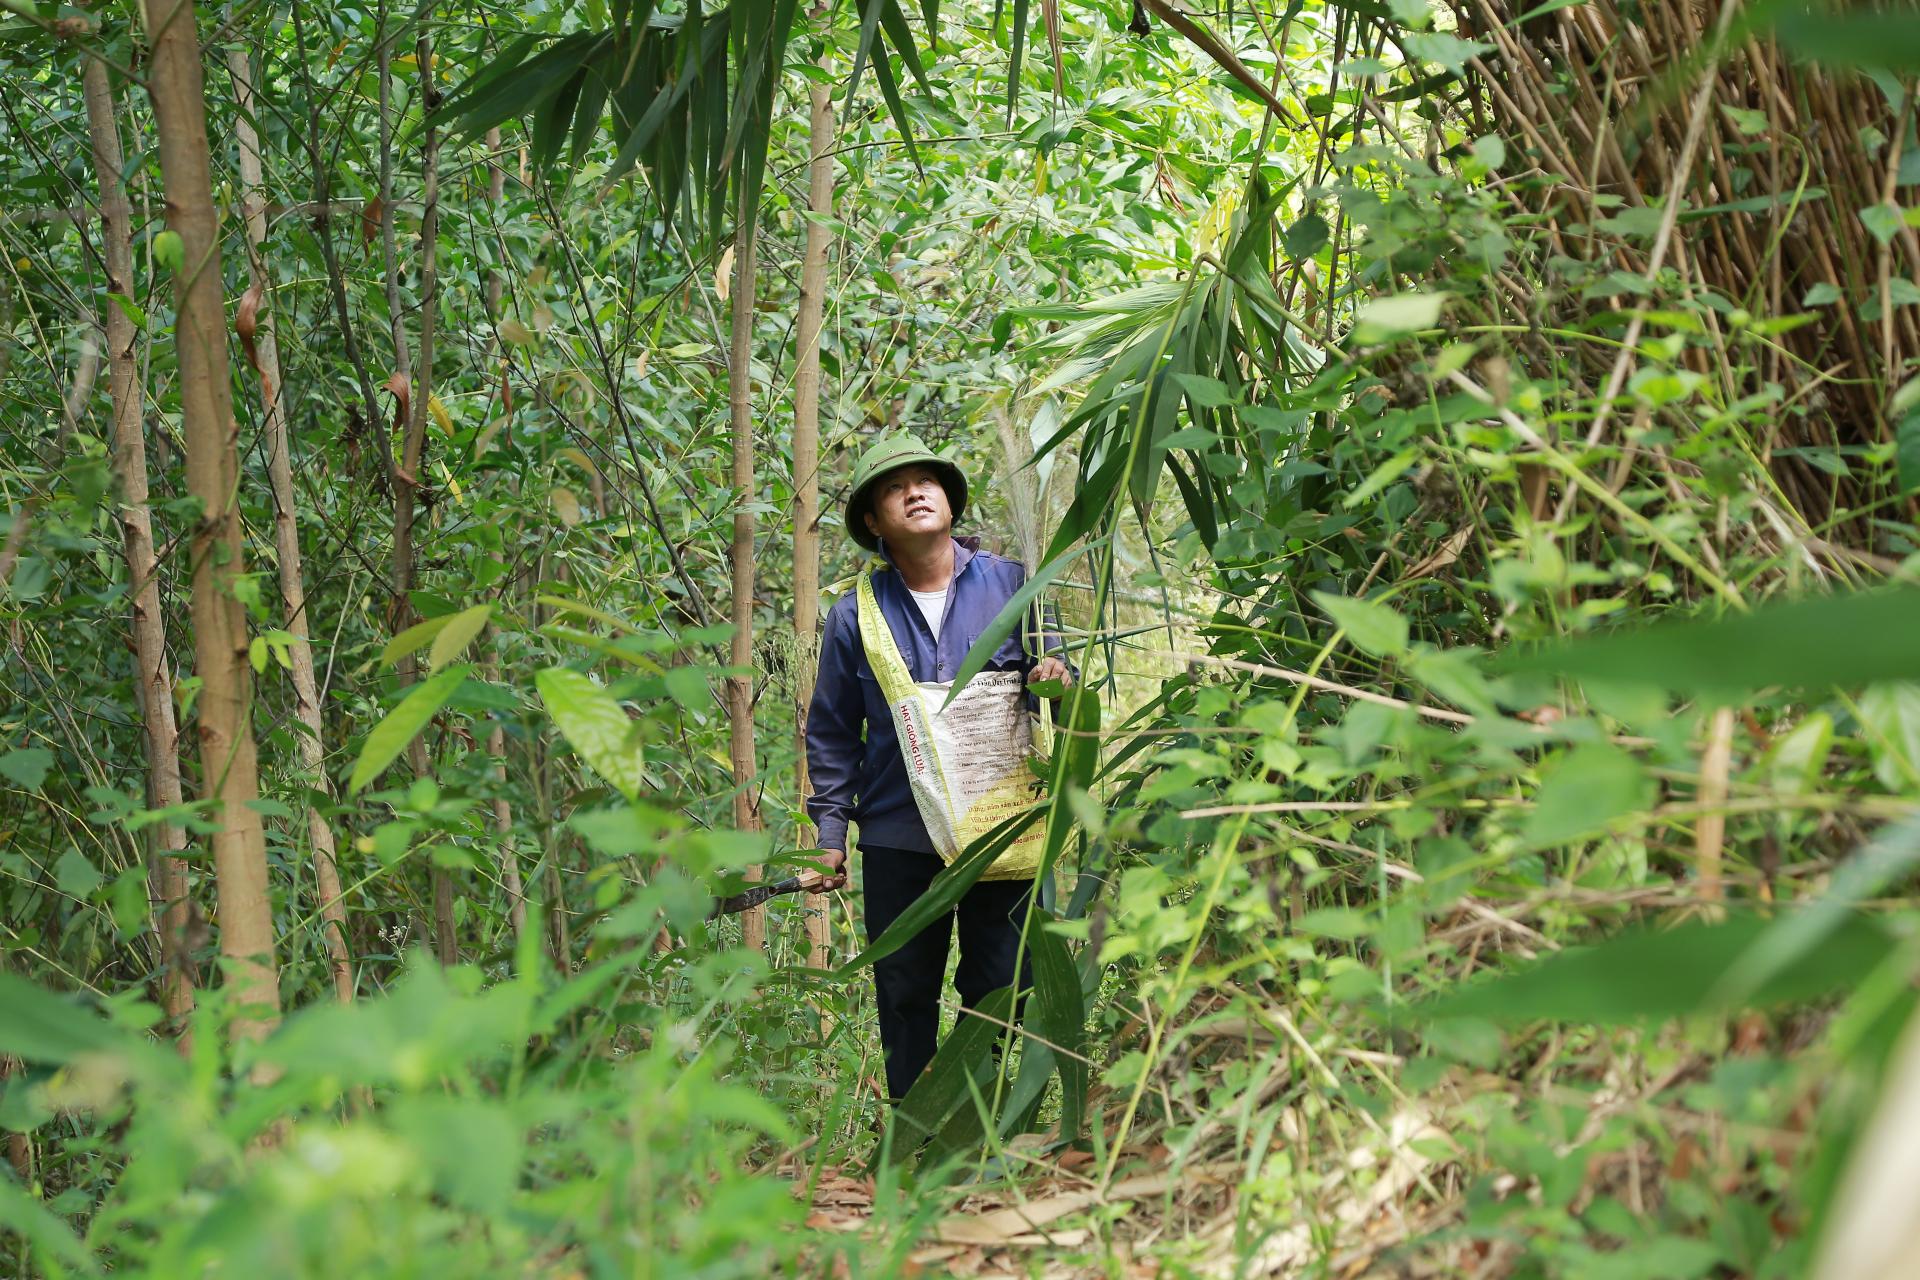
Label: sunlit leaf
xmin=535 ymin=667 xmax=645 ymax=799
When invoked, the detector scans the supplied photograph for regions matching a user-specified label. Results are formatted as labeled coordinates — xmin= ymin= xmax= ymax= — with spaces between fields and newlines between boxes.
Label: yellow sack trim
xmin=856 ymin=570 xmax=1049 ymax=882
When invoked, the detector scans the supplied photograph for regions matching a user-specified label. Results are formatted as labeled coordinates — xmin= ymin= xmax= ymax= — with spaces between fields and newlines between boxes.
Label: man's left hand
xmin=1028 ymin=657 xmax=1073 ymax=696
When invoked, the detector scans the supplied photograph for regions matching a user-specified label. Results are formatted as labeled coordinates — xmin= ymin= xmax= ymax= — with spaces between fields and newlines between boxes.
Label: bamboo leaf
xmin=1026 ymin=912 xmax=1087 ymax=1139
xmin=1505 ymin=588 xmax=1920 ymax=693
xmin=1420 ymin=912 xmax=1895 ymax=1025
xmin=943 ymin=541 xmax=1104 ymax=709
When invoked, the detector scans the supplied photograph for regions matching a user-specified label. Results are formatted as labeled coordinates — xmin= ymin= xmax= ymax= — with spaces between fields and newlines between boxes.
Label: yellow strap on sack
xmin=857 ymin=571 xmax=1048 ymax=882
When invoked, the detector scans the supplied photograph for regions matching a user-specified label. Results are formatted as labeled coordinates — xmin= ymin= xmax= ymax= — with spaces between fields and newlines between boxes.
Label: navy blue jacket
xmin=804 ymin=535 xmax=1069 ymax=856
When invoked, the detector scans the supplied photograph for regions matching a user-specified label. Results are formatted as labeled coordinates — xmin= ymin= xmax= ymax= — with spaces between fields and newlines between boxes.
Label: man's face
xmin=864 ymin=463 xmax=952 ymax=546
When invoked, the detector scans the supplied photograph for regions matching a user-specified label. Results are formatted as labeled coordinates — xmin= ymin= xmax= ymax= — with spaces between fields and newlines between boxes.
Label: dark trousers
xmin=860 ymin=843 xmax=1033 ymax=1102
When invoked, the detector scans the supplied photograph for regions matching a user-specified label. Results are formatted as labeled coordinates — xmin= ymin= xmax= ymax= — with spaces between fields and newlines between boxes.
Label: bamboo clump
xmin=1448 ymin=0 xmax=1919 ymax=524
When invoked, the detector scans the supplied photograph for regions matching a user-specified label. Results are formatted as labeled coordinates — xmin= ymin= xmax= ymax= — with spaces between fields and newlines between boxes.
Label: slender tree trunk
xmin=487 ymin=639 xmax=526 ymax=937
xmin=729 ymin=179 xmax=766 ymax=952
xmin=84 ymin=52 xmax=198 ymax=1032
xmin=483 ymin=126 xmax=506 ymax=319
xmin=472 ymin=130 xmax=523 ymax=942
xmin=792 ymin=69 xmax=836 ymax=973
xmin=225 ymin=41 xmax=355 ymax=1004
xmin=388 ymin=32 xmax=454 ymax=966
xmin=378 ymin=18 xmax=409 ymax=390
xmin=143 ymin=0 xmax=281 ymax=1042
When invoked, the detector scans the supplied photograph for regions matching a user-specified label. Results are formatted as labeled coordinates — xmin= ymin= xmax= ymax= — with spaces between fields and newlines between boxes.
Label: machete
xmin=705 ymin=875 xmax=811 ymax=920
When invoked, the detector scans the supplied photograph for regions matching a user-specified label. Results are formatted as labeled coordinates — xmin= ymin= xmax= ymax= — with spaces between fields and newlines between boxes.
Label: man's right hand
xmin=801 ymin=848 xmax=847 ymax=894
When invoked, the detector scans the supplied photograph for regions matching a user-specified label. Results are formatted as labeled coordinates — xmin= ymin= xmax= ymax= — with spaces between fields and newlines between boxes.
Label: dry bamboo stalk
xmin=792 ymin=58 xmax=836 ymax=974
xmin=143 ymin=0 xmax=282 ymax=1045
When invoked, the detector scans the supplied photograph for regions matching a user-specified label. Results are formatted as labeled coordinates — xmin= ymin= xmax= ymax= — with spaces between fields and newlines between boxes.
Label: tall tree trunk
xmin=226 ymin=40 xmax=354 ymax=1003
xmin=729 ymin=180 xmax=765 ymax=952
xmin=387 ymin=31 xmax=454 ymax=966
xmin=143 ymin=0 xmax=281 ymax=1043
xmin=83 ymin=51 xmax=198 ymax=1032
xmin=792 ymin=69 xmax=836 ymax=973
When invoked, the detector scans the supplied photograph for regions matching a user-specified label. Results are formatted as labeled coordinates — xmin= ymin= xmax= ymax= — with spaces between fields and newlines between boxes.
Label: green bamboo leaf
xmin=427 ymin=604 xmax=494 ymax=673
xmin=1420 ymin=912 xmax=1894 ymax=1025
xmin=349 ymin=665 xmax=470 ymax=794
xmin=840 ymin=809 xmax=1035 ymax=974
xmin=1505 ymin=588 xmax=1920 ymax=693
xmin=942 ymin=541 xmax=1104 ymax=709
xmin=535 ymin=667 xmax=646 ymax=800
xmin=1312 ymin=590 xmax=1410 ymax=659
xmin=1026 ymin=912 xmax=1087 ymax=1140
xmin=886 ymin=985 xmax=1016 ymax=1159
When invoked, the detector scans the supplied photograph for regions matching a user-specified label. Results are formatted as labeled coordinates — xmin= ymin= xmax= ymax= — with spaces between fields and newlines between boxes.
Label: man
xmin=803 ymin=433 xmax=1073 ymax=1102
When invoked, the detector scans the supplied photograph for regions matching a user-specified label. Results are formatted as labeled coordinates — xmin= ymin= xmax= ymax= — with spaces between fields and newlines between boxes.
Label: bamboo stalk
xmin=730 ymin=164 xmax=766 ymax=953
xmin=82 ymin=49 xmax=197 ymax=1033
xmin=226 ymin=38 xmax=355 ymax=1004
xmin=142 ymin=0 xmax=281 ymax=1045
xmin=792 ymin=59 xmax=837 ymax=974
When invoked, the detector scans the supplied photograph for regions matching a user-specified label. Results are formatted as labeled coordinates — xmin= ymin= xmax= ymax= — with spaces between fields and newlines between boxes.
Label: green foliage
xmin=7 ymin=0 xmax=1920 ymax=1272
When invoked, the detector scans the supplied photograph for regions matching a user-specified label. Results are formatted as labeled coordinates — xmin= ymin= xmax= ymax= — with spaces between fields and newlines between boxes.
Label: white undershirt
xmin=906 ymin=585 xmax=948 ymax=639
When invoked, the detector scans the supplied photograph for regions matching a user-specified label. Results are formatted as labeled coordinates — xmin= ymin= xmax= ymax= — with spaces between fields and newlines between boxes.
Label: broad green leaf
xmin=1767 ymin=711 xmax=1834 ymax=795
xmin=1504 ymin=588 xmax=1920 ymax=693
xmin=152 ymin=229 xmax=183 ymax=272
xmin=55 ymin=847 xmax=102 ymax=899
xmin=1520 ymin=742 xmax=1652 ymax=850
xmin=391 ymin=1096 xmax=524 ymax=1215
xmin=663 ymin=665 xmax=710 ymax=712
xmin=1421 ymin=912 xmax=1894 ymax=1024
xmin=0 ymin=970 xmax=127 ymax=1063
xmin=0 ymin=746 xmax=53 ymax=790
xmin=1857 ymin=684 xmax=1920 ymax=791
xmin=1312 ymin=591 xmax=1410 ymax=659
xmin=349 ymin=665 xmax=470 ymax=794
xmin=1771 ymin=7 xmax=1920 ymax=71
xmin=1403 ymin=32 xmax=1490 ymax=73
xmin=1353 ymin=292 xmax=1447 ymax=340
xmin=1859 ymin=202 xmax=1903 ymax=246
xmin=427 ymin=604 xmax=494 ymax=673
xmin=535 ymin=667 xmax=646 ymax=799
xmin=1284 ymin=213 xmax=1329 ymax=258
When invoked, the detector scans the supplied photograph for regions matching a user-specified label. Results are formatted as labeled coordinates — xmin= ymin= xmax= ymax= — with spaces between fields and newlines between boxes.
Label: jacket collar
xmin=876 ymin=534 xmax=978 ymax=584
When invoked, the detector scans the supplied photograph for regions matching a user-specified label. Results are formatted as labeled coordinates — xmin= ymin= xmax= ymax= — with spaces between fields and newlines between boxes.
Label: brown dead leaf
xmin=714 ymin=244 xmax=735 ymax=304
xmin=1401 ymin=525 xmax=1472 ymax=580
xmin=936 ymin=1171 xmax=1180 ymax=1245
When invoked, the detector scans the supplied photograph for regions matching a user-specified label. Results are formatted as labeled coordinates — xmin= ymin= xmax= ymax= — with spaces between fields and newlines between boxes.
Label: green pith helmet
xmin=844 ymin=433 xmax=969 ymax=552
